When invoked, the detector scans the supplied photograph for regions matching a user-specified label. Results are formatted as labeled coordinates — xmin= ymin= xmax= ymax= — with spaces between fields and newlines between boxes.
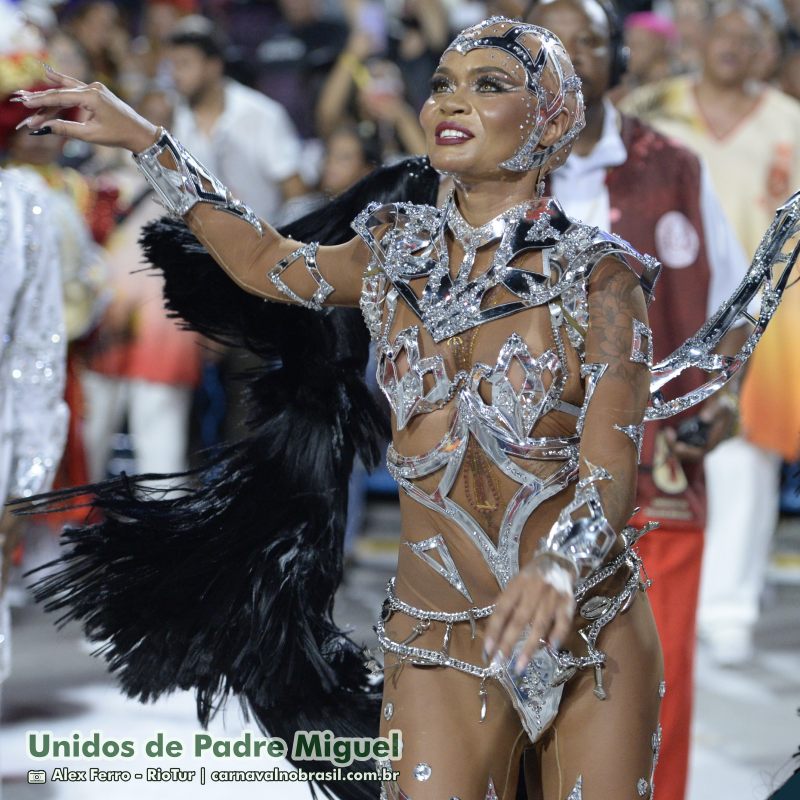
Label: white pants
xmin=699 ymin=436 xmax=782 ymax=635
xmin=82 ymin=371 xmax=193 ymax=482
xmin=0 ymin=586 xmax=9 ymax=800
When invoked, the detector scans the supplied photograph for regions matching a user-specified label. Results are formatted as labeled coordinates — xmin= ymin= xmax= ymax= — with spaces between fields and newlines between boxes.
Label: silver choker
xmin=445 ymin=193 xmax=537 ymax=257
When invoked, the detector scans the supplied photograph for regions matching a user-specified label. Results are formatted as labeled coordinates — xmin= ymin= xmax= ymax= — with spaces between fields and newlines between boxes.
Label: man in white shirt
xmin=168 ymin=15 xmax=307 ymax=223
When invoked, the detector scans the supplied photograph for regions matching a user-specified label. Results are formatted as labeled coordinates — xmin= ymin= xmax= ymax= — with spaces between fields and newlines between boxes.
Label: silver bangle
xmin=268 ymin=242 xmax=333 ymax=310
xmin=132 ymin=128 xmax=263 ymax=236
xmin=535 ymin=471 xmax=617 ymax=581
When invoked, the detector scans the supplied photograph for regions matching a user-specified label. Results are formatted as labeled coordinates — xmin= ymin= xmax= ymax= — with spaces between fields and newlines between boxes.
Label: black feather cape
xmin=16 ymin=156 xmax=440 ymax=800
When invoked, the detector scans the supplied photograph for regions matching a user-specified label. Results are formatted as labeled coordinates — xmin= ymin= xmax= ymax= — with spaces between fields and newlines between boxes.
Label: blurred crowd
xmin=0 ymin=2 xmax=799 ymax=799
xmin=1 ymin=0 xmax=799 ymax=616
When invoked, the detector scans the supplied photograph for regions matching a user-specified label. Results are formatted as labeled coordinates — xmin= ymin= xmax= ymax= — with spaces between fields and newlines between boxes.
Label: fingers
xmin=43 ymin=64 xmax=87 ymax=89
xmin=514 ymin=590 xmax=576 ymax=673
xmin=707 ymin=410 xmax=735 ymax=450
xmin=499 ymin=598 xmax=541 ymax=668
xmin=488 ymin=579 xmax=551 ymax=667
xmin=34 ymin=118 xmax=93 ymax=143
xmin=664 ymin=426 xmax=705 ymax=462
xmin=669 ymin=440 xmax=705 ymax=462
xmin=549 ymin=594 xmax=575 ymax=651
xmin=14 ymin=107 xmax=63 ymax=131
xmin=484 ymin=581 xmax=520 ymax=660
xmin=12 ymin=86 xmax=98 ymax=111
xmin=486 ymin=568 xmax=579 ymax=677
xmin=512 ymin=594 xmax=556 ymax=672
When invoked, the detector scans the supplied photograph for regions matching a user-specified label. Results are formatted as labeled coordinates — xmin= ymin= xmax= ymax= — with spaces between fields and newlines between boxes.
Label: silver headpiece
xmin=444 ymin=16 xmax=586 ymax=173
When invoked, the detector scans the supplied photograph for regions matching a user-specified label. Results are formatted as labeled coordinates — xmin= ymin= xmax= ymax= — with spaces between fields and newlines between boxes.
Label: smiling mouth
xmin=435 ymin=124 xmax=475 ymax=145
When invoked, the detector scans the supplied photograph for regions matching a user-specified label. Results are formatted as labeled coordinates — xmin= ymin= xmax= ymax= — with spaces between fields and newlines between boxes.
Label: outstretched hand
xmin=13 ymin=66 xmax=159 ymax=153
xmin=484 ymin=553 xmax=576 ymax=675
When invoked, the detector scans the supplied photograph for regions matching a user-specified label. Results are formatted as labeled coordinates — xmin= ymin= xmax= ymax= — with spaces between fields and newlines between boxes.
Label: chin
xmin=427 ymin=145 xmax=486 ymax=177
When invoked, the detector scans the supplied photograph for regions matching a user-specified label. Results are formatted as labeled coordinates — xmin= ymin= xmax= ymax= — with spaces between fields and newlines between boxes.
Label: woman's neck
xmin=452 ymin=173 xmax=541 ymax=226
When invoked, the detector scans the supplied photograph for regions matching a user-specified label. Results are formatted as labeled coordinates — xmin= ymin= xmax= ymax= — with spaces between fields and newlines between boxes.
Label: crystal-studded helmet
xmin=444 ymin=16 xmax=586 ymax=173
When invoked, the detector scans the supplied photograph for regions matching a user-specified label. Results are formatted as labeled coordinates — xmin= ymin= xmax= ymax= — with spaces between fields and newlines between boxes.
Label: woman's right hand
xmin=14 ymin=66 xmax=159 ymax=153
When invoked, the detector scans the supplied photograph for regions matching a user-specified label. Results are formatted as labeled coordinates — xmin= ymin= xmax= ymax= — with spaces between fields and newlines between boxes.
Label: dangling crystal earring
xmin=536 ymin=178 xmax=545 ymax=200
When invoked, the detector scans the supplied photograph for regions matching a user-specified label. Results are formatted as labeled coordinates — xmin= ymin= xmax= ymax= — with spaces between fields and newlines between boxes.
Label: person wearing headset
xmin=526 ymin=3 xmax=750 ymax=799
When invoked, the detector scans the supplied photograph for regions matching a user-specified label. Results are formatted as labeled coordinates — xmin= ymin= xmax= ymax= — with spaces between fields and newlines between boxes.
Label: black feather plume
xmin=15 ymin=157 xmax=439 ymax=800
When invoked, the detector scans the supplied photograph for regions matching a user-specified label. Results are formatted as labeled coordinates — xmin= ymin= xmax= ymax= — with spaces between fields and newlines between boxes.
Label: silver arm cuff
xmin=535 ymin=471 xmax=617 ymax=581
xmin=132 ymin=128 xmax=263 ymax=236
xmin=268 ymin=242 xmax=333 ymax=310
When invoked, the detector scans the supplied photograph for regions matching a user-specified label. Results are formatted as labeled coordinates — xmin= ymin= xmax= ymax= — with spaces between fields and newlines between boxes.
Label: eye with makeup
xmin=474 ymin=75 xmax=514 ymax=93
xmin=429 ymin=74 xmax=452 ymax=94
xmin=429 ymin=72 xmax=518 ymax=95
xmin=574 ymin=31 xmax=608 ymax=58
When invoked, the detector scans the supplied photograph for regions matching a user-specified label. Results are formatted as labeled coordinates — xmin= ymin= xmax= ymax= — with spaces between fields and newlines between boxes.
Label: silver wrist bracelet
xmin=535 ymin=470 xmax=617 ymax=581
xmin=132 ymin=128 xmax=263 ymax=236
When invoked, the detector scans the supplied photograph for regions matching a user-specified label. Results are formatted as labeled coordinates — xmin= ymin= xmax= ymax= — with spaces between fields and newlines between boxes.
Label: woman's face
xmin=419 ymin=45 xmax=539 ymax=181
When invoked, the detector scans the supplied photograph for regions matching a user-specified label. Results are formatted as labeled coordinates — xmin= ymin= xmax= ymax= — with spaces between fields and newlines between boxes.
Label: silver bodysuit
xmin=349 ymin=190 xmax=660 ymax=747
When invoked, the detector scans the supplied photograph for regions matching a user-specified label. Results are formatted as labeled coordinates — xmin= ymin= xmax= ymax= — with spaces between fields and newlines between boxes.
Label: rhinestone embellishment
xmin=413 ymin=763 xmax=432 ymax=781
xmin=406 ymin=534 xmax=473 ymax=602
xmin=566 ymin=775 xmax=583 ymax=799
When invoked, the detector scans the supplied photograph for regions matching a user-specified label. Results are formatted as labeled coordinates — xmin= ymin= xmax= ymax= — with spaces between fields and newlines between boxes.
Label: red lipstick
xmin=435 ymin=121 xmax=475 ymax=146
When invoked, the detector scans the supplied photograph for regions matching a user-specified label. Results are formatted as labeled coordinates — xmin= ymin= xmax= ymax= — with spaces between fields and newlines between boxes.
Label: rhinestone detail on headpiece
xmin=444 ymin=17 xmax=586 ymax=172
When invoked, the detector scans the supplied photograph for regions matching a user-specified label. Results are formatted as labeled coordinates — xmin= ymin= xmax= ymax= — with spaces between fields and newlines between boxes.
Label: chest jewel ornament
xmin=353 ymin=192 xmax=576 ymax=345
xmin=416 ymin=196 xmax=558 ymax=342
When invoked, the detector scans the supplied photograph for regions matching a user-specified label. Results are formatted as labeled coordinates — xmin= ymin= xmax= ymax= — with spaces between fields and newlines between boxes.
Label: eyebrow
xmin=433 ymin=65 xmax=520 ymax=81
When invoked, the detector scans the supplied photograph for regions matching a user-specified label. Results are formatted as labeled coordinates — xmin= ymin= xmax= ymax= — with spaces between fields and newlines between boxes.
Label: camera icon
xmin=27 ymin=770 xmax=47 ymax=784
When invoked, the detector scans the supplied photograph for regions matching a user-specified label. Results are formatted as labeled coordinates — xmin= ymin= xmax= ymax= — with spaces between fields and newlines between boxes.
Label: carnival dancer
xmin=12 ymin=17 xmax=799 ymax=800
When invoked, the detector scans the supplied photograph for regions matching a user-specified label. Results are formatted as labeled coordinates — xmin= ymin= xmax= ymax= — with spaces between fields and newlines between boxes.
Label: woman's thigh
xmin=524 ymin=592 xmax=664 ymax=800
xmin=377 ymin=632 xmax=528 ymax=800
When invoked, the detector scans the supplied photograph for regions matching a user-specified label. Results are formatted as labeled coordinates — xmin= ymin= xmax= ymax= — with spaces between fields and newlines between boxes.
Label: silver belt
xmin=372 ymin=522 xmax=654 ymax=744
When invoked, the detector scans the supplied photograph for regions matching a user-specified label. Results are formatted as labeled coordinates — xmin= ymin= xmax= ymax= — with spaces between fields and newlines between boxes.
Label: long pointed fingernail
xmin=490 ymin=649 xmax=506 ymax=669
xmin=483 ymin=637 xmax=494 ymax=660
xmin=29 ymin=127 xmax=52 ymax=136
xmin=10 ymin=97 xmax=28 ymax=104
xmin=42 ymin=62 xmax=56 ymax=72
xmin=515 ymin=655 xmax=529 ymax=675
xmin=15 ymin=116 xmax=34 ymax=130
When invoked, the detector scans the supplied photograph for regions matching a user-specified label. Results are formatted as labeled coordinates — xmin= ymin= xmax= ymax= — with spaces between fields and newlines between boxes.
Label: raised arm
xmin=133 ymin=129 xmax=371 ymax=308
xmin=15 ymin=70 xmax=371 ymax=309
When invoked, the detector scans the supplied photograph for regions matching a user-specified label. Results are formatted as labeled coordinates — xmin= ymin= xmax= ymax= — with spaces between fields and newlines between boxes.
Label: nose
xmin=438 ymin=88 xmax=470 ymax=115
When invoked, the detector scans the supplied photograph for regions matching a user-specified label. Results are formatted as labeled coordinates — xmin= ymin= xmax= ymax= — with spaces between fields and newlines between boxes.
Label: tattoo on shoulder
xmin=588 ymin=258 xmax=649 ymax=380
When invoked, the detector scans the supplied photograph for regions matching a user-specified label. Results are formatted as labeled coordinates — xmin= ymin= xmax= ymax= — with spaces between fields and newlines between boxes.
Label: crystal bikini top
xmin=352 ymin=192 xmax=660 ymax=432
xmin=353 ymin=192 xmax=659 ymax=344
